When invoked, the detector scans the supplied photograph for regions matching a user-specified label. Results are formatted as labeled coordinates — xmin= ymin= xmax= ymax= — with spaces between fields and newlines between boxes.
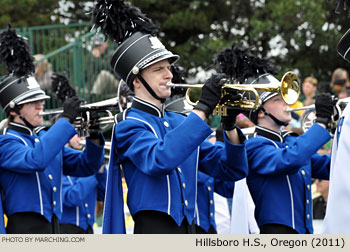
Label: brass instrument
xmin=167 ymin=71 xmax=300 ymax=116
xmin=288 ymin=97 xmax=350 ymax=132
xmin=40 ymin=97 xmax=119 ymax=116
xmin=40 ymin=97 xmax=119 ymax=137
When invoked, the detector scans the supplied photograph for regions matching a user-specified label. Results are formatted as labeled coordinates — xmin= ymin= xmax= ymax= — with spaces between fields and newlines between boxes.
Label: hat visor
xmin=17 ymin=93 xmax=51 ymax=105
xmin=142 ymin=53 xmax=180 ymax=70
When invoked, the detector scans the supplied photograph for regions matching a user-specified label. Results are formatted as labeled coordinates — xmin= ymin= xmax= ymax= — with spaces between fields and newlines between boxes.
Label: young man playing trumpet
xmin=0 ymin=26 xmax=105 ymax=234
xmin=246 ymin=83 xmax=335 ymax=233
xmin=92 ymin=0 xmax=248 ymax=234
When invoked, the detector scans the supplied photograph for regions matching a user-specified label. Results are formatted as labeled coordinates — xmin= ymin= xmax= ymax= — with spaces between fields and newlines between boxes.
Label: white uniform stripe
xmin=286 ymin=175 xmax=295 ymax=229
xmin=35 ymin=172 xmax=44 ymax=215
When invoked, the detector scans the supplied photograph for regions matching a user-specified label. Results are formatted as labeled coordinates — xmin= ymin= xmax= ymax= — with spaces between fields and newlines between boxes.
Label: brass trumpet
xmin=167 ymin=71 xmax=300 ymax=116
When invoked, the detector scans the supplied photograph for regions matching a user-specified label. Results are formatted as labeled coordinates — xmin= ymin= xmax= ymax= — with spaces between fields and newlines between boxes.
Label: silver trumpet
xmin=40 ymin=97 xmax=119 ymax=117
xmin=40 ymin=97 xmax=119 ymax=137
xmin=287 ymin=97 xmax=350 ymax=132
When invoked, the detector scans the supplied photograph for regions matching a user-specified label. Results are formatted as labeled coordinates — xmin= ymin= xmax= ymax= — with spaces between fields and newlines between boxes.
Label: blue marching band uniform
xmin=0 ymin=25 xmax=105 ymax=234
xmin=0 ymin=120 xmax=105 ymax=233
xmin=59 ymin=168 xmax=107 ymax=234
xmin=195 ymin=171 xmax=235 ymax=233
xmin=246 ymin=124 xmax=331 ymax=233
xmin=2 ymin=0 xmax=348 ymax=234
xmin=103 ymin=97 xmax=248 ymax=233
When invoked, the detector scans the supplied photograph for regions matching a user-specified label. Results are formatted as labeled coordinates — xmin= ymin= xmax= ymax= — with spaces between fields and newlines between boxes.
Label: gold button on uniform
xmin=48 ymin=174 xmax=53 ymax=180
xmin=53 ymin=187 xmax=57 ymax=192
xmin=210 ymin=213 xmax=214 ymax=218
xmin=307 ymin=214 xmax=310 ymax=220
xmin=306 ymin=199 xmax=309 ymax=205
xmin=184 ymin=200 xmax=188 ymax=206
xmin=87 ymin=214 xmax=91 ymax=219
xmin=85 ymin=203 xmax=88 ymax=208
xmin=177 ymin=168 xmax=182 ymax=173
xmin=182 ymin=183 xmax=186 ymax=189
xmin=210 ymin=200 xmax=214 ymax=205
xmin=35 ymin=138 xmax=40 ymax=143
xmin=207 ymin=186 xmax=212 ymax=191
xmin=164 ymin=121 xmax=169 ymax=127
xmin=53 ymin=201 xmax=56 ymax=206
xmin=301 ymin=170 xmax=306 ymax=176
xmin=307 ymin=184 xmax=310 ymax=190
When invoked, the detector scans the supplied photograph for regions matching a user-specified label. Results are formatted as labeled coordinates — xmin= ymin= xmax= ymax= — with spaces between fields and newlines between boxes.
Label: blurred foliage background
xmin=0 ymin=0 xmax=349 ymax=84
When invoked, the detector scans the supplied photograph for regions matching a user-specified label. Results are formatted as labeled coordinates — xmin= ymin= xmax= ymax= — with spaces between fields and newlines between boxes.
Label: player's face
xmin=262 ymin=94 xmax=292 ymax=124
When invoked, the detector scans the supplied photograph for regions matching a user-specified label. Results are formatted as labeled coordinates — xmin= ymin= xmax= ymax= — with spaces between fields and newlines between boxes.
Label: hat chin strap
xmin=14 ymin=107 xmax=35 ymax=129
xmin=260 ymin=107 xmax=288 ymax=127
xmin=137 ymin=74 xmax=166 ymax=103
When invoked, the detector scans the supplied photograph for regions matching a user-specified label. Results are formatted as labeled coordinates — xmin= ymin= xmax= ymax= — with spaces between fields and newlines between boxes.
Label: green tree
xmin=2 ymin=0 xmax=350 ymax=84
xmin=0 ymin=0 xmax=59 ymax=27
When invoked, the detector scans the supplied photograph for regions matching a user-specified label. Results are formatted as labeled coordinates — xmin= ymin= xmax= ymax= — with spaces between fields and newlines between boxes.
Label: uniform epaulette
xmin=34 ymin=126 xmax=47 ymax=134
xmin=164 ymin=109 xmax=188 ymax=117
xmin=241 ymin=126 xmax=257 ymax=139
xmin=115 ymin=108 xmax=130 ymax=124
xmin=281 ymin=130 xmax=299 ymax=138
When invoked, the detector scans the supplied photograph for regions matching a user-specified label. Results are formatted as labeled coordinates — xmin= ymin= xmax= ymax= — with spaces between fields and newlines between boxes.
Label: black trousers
xmin=6 ymin=212 xmax=60 ymax=234
xmin=60 ymin=224 xmax=93 ymax=234
xmin=133 ymin=210 xmax=196 ymax=234
xmin=260 ymin=223 xmax=298 ymax=234
xmin=195 ymin=224 xmax=217 ymax=234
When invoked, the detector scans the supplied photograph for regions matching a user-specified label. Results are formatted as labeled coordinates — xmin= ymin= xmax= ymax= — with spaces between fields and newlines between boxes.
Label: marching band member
xmin=245 ymin=79 xmax=334 ymax=233
xmin=59 ymin=135 xmax=107 ymax=234
xmin=195 ymin=171 xmax=235 ymax=234
xmin=210 ymin=43 xmax=335 ymax=234
xmin=0 ymin=26 xmax=105 ymax=234
xmin=92 ymin=0 xmax=248 ymax=234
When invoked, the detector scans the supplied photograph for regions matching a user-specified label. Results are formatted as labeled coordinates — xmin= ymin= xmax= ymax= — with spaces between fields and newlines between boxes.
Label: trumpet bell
xmin=179 ymin=71 xmax=300 ymax=115
xmin=280 ymin=71 xmax=300 ymax=105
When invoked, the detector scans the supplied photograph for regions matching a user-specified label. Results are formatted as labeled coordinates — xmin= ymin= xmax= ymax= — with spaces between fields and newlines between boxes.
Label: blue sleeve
xmin=62 ymin=136 xmax=105 ymax=177
xmin=96 ymin=166 xmax=107 ymax=201
xmin=246 ymin=124 xmax=331 ymax=175
xmin=0 ymin=119 xmax=76 ymax=173
xmin=311 ymin=153 xmax=331 ymax=180
xmin=62 ymin=175 xmax=98 ymax=207
xmin=198 ymin=130 xmax=248 ymax=181
xmin=214 ymin=179 xmax=235 ymax=198
xmin=116 ymin=112 xmax=212 ymax=176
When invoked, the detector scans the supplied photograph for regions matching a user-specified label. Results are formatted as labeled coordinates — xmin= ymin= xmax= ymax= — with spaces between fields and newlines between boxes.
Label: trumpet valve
xmin=213 ymin=105 xmax=227 ymax=116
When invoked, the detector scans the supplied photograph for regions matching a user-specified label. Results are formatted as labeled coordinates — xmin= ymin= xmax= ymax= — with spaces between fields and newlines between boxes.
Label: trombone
xmin=167 ymin=71 xmax=300 ymax=116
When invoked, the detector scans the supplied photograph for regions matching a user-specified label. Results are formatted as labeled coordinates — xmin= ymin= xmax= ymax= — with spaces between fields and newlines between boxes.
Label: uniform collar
xmin=132 ymin=96 xmax=165 ymax=117
xmin=7 ymin=122 xmax=35 ymax=136
xmin=255 ymin=125 xmax=297 ymax=142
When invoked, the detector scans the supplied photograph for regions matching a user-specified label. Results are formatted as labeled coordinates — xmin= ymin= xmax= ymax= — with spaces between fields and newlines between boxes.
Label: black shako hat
xmin=92 ymin=0 xmax=179 ymax=89
xmin=0 ymin=24 xmax=49 ymax=115
xmin=110 ymin=31 xmax=179 ymax=88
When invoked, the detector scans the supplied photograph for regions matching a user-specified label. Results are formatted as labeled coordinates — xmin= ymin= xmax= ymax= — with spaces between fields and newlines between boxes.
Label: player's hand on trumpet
xmin=87 ymin=110 xmax=101 ymax=139
xmin=194 ymin=73 xmax=227 ymax=118
xmin=60 ymin=96 xmax=83 ymax=123
xmin=220 ymin=91 xmax=243 ymax=131
xmin=315 ymin=93 xmax=337 ymax=128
